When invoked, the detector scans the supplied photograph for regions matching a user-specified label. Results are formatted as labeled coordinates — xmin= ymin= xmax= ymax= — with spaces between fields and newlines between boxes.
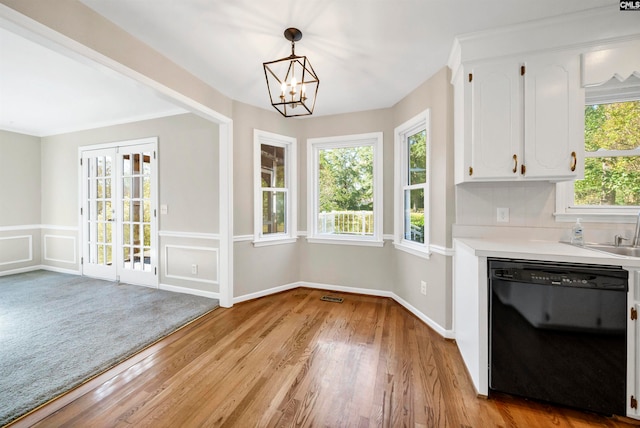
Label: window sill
xmin=554 ymin=210 xmax=640 ymax=224
xmin=252 ymin=237 xmax=298 ymax=247
xmin=306 ymin=236 xmax=385 ymax=247
xmin=393 ymin=242 xmax=431 ymax=259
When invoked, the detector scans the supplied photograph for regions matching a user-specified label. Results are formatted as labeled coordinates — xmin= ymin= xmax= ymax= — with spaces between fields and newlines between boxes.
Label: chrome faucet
xmin=615 ymin=234 xmax=628 ymax=247
xmin=634 ymin=210 xmax=640 ymax=248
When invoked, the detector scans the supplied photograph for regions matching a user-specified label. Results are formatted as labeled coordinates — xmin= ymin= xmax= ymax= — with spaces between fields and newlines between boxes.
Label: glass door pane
xmin=82 ymin=148 xmax=117 ymax=281
xmin=121 ymin=151 xmax=152 ymax=272
xmin=117 ymin=142 xmax=157 ymax=287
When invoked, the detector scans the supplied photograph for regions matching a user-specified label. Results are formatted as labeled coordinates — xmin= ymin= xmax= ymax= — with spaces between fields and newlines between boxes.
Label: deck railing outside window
xmin=318 ymin=211 xmax=373 ymax=235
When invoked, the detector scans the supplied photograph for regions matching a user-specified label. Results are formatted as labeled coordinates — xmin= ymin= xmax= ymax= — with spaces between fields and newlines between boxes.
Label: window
xmin=253 ymin=130 xmax=297 ymax=246
xmin=394 ymin=110 xmax=430 ymax=257
xmin=555 ymin=77 xmax=640 ymax=222
xmin=307 ymin=132 xmax=383 ymax=246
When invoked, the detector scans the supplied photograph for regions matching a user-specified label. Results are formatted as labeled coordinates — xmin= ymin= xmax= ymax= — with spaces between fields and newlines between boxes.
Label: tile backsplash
xmin=454 ymin=181 xmax=636 ymax=243
xmin=456 ymin=181 xmax=556 ymax=228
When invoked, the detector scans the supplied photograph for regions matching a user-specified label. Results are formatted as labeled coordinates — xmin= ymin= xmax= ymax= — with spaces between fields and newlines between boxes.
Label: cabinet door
xmin=468 ymin=61 xmax=522 ymax=180
xmin=523 ymin=53 xmax=584 ymax=180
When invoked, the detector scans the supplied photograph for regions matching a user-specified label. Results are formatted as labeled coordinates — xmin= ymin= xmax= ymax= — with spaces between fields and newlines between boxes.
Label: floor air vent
xmin=320 ymin=295 xmax=344 ymax=303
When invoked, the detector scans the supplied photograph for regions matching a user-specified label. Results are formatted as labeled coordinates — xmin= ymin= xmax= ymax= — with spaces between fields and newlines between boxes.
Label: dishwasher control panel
xmin=490 ymin=259 xmax=628 ymax=291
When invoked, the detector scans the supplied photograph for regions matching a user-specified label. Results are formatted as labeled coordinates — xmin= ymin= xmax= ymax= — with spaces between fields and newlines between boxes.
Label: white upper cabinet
xmin=456 ymin=52 xmax=583 ymax=183
xmin=523 ymin=52 xmax=584 ymax=180
xmin=448 ymin=7 xmax=639 ymax=185
xmin=468 ymin=59 xmax=522 ymax=180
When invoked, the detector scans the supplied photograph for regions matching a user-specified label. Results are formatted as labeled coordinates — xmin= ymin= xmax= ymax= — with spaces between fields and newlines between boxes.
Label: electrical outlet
xmin=497 ymin=207 xmax=510 ymax=223
xmin=420 ymin=281 xmax=427 ymax=295
xmin=191 ymin=264 xmax=198 ymax=275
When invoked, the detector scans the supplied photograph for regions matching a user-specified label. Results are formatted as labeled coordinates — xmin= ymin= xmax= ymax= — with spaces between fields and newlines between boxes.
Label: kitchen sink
xmin=582 ymin=244 xmax=640 ymax=258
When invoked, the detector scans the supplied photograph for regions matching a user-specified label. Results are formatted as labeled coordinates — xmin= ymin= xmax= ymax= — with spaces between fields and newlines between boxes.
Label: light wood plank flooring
xmin=11 ymin=288 xmax=640 ymax=427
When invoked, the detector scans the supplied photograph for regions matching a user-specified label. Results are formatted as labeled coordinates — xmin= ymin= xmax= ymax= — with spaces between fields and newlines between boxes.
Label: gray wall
xmin=42 ymin=113 xmax=220 ymax=232
xmin=0 ymin=130 xmax=40 ymax=226
xmin=0 ymin=130 xmax=41 ymax=271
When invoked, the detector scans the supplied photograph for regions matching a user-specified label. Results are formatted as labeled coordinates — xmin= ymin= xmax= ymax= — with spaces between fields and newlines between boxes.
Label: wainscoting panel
xmin=43 ymin=235 xmax=77 ymax=264
xmin=0 ymin=235 xmax=32 ymax=266
xmin=165 ymin=244 xmax=218 ymax=285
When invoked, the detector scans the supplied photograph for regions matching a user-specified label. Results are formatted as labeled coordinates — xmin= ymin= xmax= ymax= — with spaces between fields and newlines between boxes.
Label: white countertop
xmin=454 ymin=238 xmax=640 ymax=269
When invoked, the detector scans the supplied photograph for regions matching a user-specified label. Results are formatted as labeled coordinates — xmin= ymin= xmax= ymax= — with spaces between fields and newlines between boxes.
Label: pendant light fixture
xmin=263 ymin=28 xmax=319 ymax=117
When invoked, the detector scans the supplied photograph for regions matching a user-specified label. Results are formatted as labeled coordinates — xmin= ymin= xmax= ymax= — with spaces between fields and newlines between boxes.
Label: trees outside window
xmin=394 ymin=110 xmax=430 ymax=258
xmin=555 ymin=78 xmax=640 ymax=223
xmin=307 ymin=133 xmax=383 ymax=246
xmin=574 ymin=101 xmax=640 ymax=206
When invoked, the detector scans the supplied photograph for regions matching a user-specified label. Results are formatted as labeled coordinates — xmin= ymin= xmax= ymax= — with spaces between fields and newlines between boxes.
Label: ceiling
xmin=1 ymin=0 xmax=616 ymax=136
xmin=0 ymin=25 xmax=186 ymax=137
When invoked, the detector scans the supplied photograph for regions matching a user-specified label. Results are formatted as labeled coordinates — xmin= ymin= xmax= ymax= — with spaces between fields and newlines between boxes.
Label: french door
xmin=81 ymin=140 xmax=158 ymax=287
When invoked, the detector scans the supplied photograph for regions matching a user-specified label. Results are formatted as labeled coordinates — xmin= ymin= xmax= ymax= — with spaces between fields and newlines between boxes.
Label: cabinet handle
xmin=512 ymin=154 xmax=518 ymax=173
xmin=570 ymin=151 xmax=577 ymax=172
xmin=469 ymin=166 xmax=473 ymax=176
xmin=521 ymin=164 xmax=526 ymax=175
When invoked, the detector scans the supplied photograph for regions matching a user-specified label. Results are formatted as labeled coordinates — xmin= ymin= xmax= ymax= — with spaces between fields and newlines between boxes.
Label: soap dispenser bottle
xmin=571 ymin=218 xmax=584 ymax=245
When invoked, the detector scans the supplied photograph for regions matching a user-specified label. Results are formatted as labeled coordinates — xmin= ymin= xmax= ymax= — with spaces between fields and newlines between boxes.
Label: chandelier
xmin=263 ymin=28 xmax=320 ymax=117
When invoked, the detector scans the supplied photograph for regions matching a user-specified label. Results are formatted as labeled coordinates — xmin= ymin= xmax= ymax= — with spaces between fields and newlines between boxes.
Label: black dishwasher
xmin=489 ymin=258 xmax=628 ymax=416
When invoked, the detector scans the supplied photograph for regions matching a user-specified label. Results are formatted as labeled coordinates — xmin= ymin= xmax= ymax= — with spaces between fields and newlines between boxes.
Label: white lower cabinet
xmin=453 ymin=240 xmax=488 ymax=395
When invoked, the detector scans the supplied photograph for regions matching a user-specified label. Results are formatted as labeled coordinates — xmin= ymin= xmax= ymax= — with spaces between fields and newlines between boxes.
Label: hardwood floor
xmin=11 ymin=288 xmax=640 ymax=427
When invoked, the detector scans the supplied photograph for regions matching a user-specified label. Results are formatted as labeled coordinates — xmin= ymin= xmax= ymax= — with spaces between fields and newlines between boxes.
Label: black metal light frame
xmin=263 ymin=28 xmax=320 ymax=117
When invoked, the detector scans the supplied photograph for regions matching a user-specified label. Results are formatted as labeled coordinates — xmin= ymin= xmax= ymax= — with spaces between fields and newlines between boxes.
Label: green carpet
xmin=0 ymin=270 xmax=219 ymax=426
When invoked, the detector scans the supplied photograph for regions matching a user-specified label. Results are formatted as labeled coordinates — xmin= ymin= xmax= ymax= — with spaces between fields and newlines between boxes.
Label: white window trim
xmin=555 ymin=183 xmax=640 ymax=224
xmin=555 ymin=82 xmax=640 ymax=224
xmin=307 ymin=132 xmax=384 ymax=247
xmin=393 ymin=110 xmax=431 ymax=258
xmin=253 ymin=129 xmax=297 ymax=247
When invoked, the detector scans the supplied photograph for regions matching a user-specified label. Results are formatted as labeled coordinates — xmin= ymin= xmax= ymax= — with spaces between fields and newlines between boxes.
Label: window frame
xmin=554 ymin=81 xmax=640 ymax=224
xmin=394 ymin=110 xmax=431 ymax=258
xmin=306 ymin=132 xmax=384 ymax=247
xmin=253 ymin=129 xmax=297 ymax=247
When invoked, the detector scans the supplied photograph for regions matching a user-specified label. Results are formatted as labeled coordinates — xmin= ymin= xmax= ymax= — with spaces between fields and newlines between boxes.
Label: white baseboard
xmin=159 ymin=282 xmax=220 ymax=300
xmin=233 ymin=281 xmax=453 ymax=339
xmin=41 ymin=265 xmax=81 ymax=275
xmin=392 ymin=293 xmax=454 ymax=339
xmin=0 ymin=265 xmax=81 ymax=277
xmin=233 ymin=282 xmax=300 ymax=304
xmin=0 ymin=265 xmax=40 ymax=277
xmin=301 ymin=281 xmax=395 ymax=298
